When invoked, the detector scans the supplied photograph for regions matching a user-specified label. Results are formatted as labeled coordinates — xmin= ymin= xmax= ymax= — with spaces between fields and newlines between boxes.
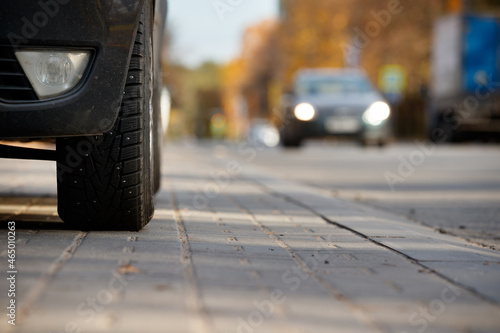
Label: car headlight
xmin=15 ymin=49 xmax=91 ymax=99
xmin=362 ymin=101 xmax=390 ymax=126
xmin=294 ymin=103 xmax=315 ymax=121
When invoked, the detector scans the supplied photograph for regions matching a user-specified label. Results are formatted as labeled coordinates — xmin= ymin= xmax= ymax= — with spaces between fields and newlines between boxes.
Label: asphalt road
xmin=1 ymin=140 xmax=500 ymax=333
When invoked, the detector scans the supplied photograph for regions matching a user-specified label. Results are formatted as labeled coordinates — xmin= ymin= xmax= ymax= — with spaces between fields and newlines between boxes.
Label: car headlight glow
xmin=294 ymin=103 xmax=315 ymax=121
xmin=15 ymin=50 xmax=91 ymax=99
xmin=362 ymin=101 xmax=390 ymax=126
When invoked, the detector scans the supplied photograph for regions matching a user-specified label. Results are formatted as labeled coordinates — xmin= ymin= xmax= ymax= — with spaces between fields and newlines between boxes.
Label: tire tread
xmin=56 ymin=4 xmax=153 ymax=231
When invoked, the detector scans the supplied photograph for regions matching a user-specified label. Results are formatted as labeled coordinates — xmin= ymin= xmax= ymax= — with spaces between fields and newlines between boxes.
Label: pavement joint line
xmin=226 ymin=194 xmax=385 ymax=333
xmin=168 ymin=180 xmax=213 ymax=333
xmin=255 ymin=181 xmax=500 ymax=309
xmin=307 ymin=181 xmax=500 ymax=251
xmin=14 ymin=231 xmax=88 ymax=327
xmin=354 ymin=199 xmax=500 ymax=250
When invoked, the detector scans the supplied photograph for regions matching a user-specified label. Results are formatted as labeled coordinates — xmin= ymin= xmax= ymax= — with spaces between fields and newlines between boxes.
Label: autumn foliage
xmin=165 ymin=0 xmax=499 ymax=138
xmin=219 ymin=0 xmax=452 ymax=138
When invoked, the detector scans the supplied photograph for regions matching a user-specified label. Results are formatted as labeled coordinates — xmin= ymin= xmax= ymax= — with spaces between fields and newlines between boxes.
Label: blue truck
xmin=429 ymin=14 xmax=500 ymax=142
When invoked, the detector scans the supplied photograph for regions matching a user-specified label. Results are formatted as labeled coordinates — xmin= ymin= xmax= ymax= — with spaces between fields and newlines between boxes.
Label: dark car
xmin=0 ymin=0 xmax=168 ymax=230
xmin=281 ymin=68 xmax=393 ymax=147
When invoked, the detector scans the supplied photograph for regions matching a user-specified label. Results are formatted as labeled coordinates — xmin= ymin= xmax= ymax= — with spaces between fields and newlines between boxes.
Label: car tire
xmin=56 ymin=1 xmax=155 ymax=231
xmin=152 ymin=7 xmax=163 ymax=195
xmin=377 ymin=139 xmax=388 ymax=147
xmin=152 ymin=104 xmax=162 ymax=194
xmin=282 ymin=137 xmax=302 ymax=148
xmin=281 ymin=123 xmax=302 ymax=148
xmin=431 ymin=118 xmax=458 ymax=143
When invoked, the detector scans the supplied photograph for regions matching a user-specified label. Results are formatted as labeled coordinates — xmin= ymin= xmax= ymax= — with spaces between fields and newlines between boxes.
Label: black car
xmin=281 ymin=68 xmax=393 ymax=147
xmin=0 ymin=0 xmax=168 ymax=230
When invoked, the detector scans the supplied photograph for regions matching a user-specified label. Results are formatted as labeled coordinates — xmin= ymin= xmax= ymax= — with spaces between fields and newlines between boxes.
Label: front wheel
xmin=281 ymin=123 xmax=303 ymax=148
xmin=56 ymin=2 xmax=155 ymax=231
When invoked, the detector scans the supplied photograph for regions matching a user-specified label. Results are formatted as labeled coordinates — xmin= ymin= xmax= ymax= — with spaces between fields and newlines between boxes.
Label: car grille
xmin=0 ymin=45 xmax=38 ymax=102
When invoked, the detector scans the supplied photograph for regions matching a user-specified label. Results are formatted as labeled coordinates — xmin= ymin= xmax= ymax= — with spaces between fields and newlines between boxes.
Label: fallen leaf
xmin=117 ymin=264 xmax=141 ymax=275
xmin=155 ymin=284 xmax=170 ymax=291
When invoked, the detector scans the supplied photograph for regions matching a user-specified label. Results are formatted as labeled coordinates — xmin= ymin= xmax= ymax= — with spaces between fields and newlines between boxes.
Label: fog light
xmin=15 ymin=50 xmax=90 ymax=99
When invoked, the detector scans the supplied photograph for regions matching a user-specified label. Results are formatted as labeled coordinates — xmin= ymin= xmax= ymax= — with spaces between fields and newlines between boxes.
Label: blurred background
xmin=161 ymin=0 xmax=500 ymax=144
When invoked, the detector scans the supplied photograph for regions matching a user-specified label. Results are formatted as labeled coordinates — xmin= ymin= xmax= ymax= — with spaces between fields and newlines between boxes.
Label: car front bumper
xmin=289 ymin=116 xmax=392 ymax=141
xmin=0 ymin=0 xmax=146 ymax=139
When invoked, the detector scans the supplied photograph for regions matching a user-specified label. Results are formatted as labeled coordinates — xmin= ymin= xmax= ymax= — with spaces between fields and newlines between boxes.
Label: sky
xmin=167 ymin=0 xmax=279 ymax=68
